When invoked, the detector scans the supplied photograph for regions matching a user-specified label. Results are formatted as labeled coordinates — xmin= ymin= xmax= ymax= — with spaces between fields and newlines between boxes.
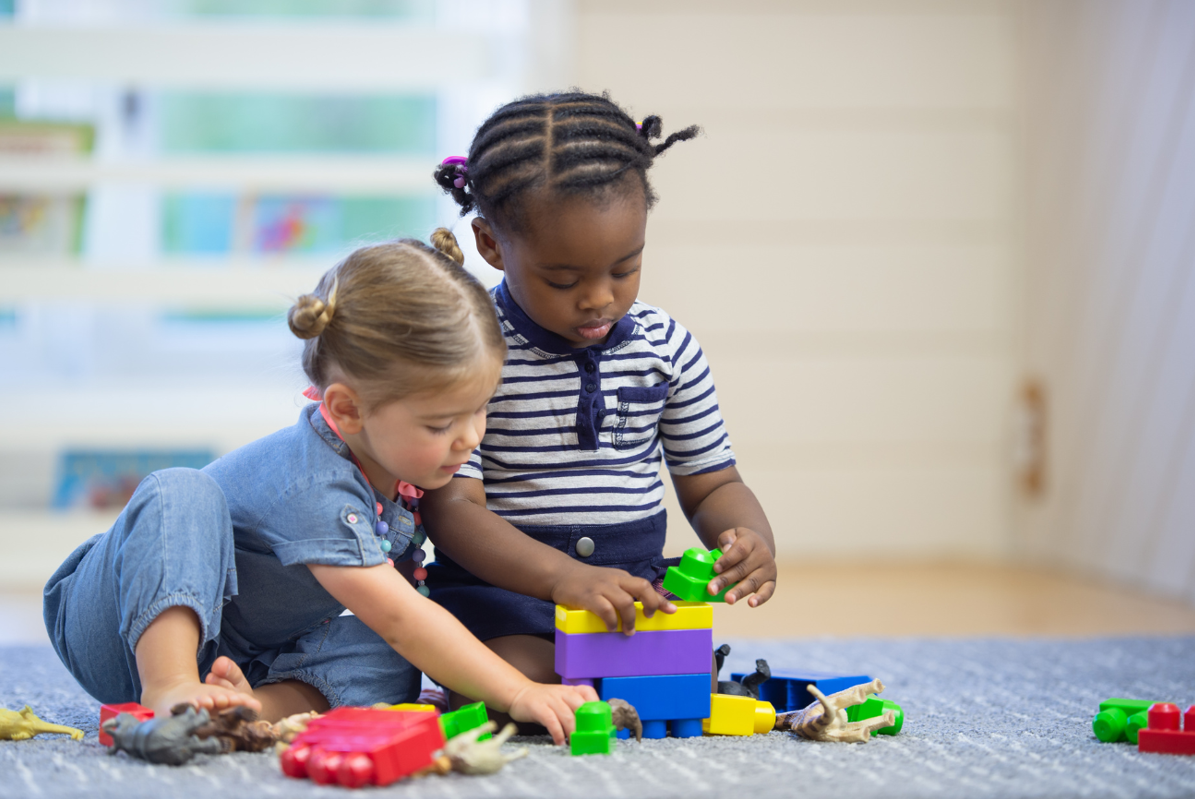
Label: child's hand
xmin=710 ymin=527 xmax=777 ymax=607
xmin=551 ymin=563 xmax=676 ymax=634
xmin=507 ymin=682 xmax=599 ymax=745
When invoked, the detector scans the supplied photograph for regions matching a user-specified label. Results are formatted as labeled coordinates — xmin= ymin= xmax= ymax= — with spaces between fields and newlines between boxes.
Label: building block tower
xmin=556 ymin=600 xmax=714 ymax=739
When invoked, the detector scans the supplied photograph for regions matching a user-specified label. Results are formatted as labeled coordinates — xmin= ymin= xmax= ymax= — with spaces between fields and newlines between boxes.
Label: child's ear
xmin=323 ymin=383 xmax=364 ymax=435
xmin=472 ymin=217 xmax=506 ymax=273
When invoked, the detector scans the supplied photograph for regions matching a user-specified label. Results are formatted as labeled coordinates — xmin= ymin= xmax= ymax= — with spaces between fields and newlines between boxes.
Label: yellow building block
xmin=554 ymin=601 xmax=713 ymax=634
xmin=702 ymin=694 xmax=776 ymax=736
xmin=385 ymin=703 xmax=438 ymax=713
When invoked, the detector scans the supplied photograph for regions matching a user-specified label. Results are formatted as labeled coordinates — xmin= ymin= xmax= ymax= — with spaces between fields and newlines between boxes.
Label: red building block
xmin=279 ymin=707 xmax=446 ymax=787
xmin=1137 ymin=703 xmax=1195 ymax=756
xmin=98 ymin=702 xmax=154 ymax=747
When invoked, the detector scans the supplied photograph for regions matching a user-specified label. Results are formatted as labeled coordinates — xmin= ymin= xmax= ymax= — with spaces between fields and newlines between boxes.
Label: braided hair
xmin=434 ymin=91 xmax=699 ymax=231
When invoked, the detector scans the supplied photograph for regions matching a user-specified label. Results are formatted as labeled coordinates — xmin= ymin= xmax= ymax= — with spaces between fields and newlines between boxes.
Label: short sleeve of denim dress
xmin=203 ymin=404 xmax=422 ymax=654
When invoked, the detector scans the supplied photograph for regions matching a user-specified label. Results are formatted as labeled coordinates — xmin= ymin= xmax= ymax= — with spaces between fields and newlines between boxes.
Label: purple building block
xmin=555 ymin=628 xmax=713 ymax=680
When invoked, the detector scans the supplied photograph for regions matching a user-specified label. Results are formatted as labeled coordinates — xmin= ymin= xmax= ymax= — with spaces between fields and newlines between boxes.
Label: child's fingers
xmin=746 ymin=578 xmax=777 ymax=607
xmin=541 ymin=708 xmax=566 ymax=746
xmin=631 ymin=580 xmax=675 ymax=619
xmin=589 ymin=596 xmax=622 ymax=633
xmin=611 ymin=582 xmax=650 ymax=634
xmin=568 ymin=684 xmax=599 ymax=705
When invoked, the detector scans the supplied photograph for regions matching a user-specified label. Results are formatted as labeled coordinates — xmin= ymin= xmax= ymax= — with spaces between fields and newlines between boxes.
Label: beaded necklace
xmin=308 ymin=392 xmax=430 ymax=597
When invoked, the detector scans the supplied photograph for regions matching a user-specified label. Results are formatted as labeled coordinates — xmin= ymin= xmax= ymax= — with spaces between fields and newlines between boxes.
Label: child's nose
xmin=580 ymin=281 xmax=614 ymax=311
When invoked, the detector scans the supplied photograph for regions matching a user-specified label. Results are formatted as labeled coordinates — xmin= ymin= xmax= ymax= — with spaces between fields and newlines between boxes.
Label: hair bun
xmin=430 ymin=227 xmax=465 ymax=265
xmin=289 ymin=283 xmax=337 ymax=339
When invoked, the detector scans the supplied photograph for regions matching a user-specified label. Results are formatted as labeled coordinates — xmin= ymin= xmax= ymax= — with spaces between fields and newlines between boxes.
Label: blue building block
xmin=730 ymin=669 xmax=872 ymax=712
xmin=596 ymin=674 xmax=712 ymax=721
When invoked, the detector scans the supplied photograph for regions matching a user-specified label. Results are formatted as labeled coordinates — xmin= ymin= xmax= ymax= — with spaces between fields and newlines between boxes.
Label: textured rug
xmin=2 ymin=636 xmax=1193 ymax=799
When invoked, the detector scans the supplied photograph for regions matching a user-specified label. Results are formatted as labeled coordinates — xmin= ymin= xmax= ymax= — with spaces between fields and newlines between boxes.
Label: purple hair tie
xmin=441 ymin=156 xmax=469 ymax=189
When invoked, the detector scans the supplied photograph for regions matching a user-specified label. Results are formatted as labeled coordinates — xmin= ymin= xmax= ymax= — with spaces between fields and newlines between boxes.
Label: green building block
xmin=662 ymin=548 xmax=734 ymax=602
xmin=845 ymin=696 xmax=904 ymax=735
xmin=440 ymin=701 xmax=492 ymax=741
xmin=1093 ymin=698 xmax=1160 ymax=743
xmin=570 ymin=701 xmax=617 ymax=756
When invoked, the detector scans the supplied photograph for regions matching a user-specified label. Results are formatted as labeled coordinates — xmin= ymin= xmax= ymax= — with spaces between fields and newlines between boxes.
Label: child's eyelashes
xmin=426 ymin=423 xmax=454 ymax=435
xmin=546 ymin=280 xmax=578 ymax=290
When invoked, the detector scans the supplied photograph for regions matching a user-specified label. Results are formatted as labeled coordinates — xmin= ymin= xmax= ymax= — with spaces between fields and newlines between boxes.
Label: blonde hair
xmin=288 ymin=228 xmax=504 ymax=407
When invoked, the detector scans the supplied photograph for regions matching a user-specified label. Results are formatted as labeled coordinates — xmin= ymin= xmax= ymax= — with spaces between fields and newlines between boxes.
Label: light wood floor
xmin=713 ymin=561 xmax=1195 ymax=638
xmin=3 ymin=561 xmax=1195 ymax=645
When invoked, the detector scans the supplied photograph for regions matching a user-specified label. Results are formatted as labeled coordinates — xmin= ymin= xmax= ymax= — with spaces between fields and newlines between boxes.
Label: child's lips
xmin=577 ymin=320 xmax=613 ymax=339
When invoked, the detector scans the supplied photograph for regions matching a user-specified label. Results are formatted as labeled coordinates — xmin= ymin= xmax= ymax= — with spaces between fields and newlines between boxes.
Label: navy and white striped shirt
xmin=457 ymin=281 xmax=736 ymax=527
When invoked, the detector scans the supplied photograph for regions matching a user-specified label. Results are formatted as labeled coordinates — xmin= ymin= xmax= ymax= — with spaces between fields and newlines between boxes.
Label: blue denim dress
xmin=43 ymin=404 xmax=423 ymax=708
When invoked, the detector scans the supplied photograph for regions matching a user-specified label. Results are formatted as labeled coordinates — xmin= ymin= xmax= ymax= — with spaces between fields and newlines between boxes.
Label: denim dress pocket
xmin=613 ymin=383 xmax=669 ymax=449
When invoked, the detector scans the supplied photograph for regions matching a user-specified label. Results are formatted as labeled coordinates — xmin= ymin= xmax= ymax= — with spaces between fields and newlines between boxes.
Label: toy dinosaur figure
xmin=713 ymin=644 xmax=771 ymax=698
xmin=103 ymin=704 xmax=224 ymax=765
xmin=0 ymin=705 xmax=84 ymax=741
xmin=191 ymin=705 xmax=278 ymax=753
xmin=774 ymin=678 xmax=895 ymax=743
xmin=608 ymin=698 xmax=643 ymax=741
xmin=442 ymin=721 xmax=528 ymax=775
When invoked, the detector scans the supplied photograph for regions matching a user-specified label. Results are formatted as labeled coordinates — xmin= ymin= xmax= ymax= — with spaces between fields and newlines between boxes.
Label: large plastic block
xmin=1093 ymin=698 xmax=1162 ymax=743
xmin=386 ymin=703 xmax=437 ymax=713
xmin=99 ymin=702 xmax=153 ymax=747
xmin=570 ymin=701 xmax=617 ymax=755
xmin=662 ymin=548 xmax=732 ymax=602
xmin=845 ymin=696 xmax=904 ymax=735
xmin=732 ymin=669 xmax=872 ymax=712
xmin=279 ymin=707 xmax=445 ymax=787
xmin=555 ymin=601 xmax=712 ymax=634
xmin=702 ymin=694 xmax=774 ymax=736
xmin=439 ymin=701 xmax=491 ymax=741
xmin=671 ymin=718 xmax=704 ymax=738
xmin=596 ymin=674 xmax=711 ymax=721
xmin=1137 ymin=704 xmax=1195 ymax=755
xmin=555 ymin=627 xmax=713 ymax=679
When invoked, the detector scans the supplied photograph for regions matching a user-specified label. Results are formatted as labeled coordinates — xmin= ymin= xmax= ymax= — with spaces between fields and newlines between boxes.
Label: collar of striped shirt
xmin=495 ymin=280 xmax=638 ymax=356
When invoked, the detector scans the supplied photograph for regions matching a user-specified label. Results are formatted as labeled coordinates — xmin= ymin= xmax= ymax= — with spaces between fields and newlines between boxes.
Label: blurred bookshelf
xmin=0 ymin=1 xmax=565 ymax=527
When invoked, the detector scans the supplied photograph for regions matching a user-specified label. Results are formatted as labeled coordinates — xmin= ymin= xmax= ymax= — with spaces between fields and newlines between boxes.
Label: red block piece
xmin=1138 ymin=703 xmax=1195 ymax=756
xmin=99 ymin=702 xmax=154 ymax=747
xmin=280 ymin=707 xmax=445 ymax=788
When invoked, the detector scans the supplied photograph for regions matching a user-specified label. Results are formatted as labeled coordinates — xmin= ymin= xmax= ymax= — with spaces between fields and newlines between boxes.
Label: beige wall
xmin=574 ymin=0 xmax=1022 ymax=560
xmin=1016 ymin=0 xmax=1195 ymax=603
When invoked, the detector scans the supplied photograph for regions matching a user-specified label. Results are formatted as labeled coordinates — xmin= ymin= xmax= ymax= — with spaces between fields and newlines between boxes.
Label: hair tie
xmin=302 ymin=386 xmax=322 ymax=401
xmin=441 ymin=156 xmax=469 ymax=189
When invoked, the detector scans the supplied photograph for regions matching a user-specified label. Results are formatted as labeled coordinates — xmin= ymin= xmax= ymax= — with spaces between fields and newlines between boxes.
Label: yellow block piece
xmin=386 ymin=703 xmax=438 ymax=713
xmin=702 ymin=694 xmax=776 ymax=736
xmin=554 ymin=601 xmax=713 ymax=634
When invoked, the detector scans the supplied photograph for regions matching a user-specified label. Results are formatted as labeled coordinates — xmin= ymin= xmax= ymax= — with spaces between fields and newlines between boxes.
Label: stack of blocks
xmin=1094 ymin=698 xmax=1195 ymax=755
xmin=556 ymin=600 xmax=715 ymax=742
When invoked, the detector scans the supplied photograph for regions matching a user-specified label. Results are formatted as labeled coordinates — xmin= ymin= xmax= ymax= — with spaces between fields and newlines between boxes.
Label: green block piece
xmin=570 ymin=701 xmax=617 ymax=756
xmin=439 ymin=701 xmax=491 ymax=741
xmin=845 ymin=696 xmax=904 ymax=736
xmin=662 ymin=548 xmax=733 ymax=602
xmin=1093 ymin=699 xmax=1162 ymax=743
xmin=1127 ymin=711 xmax=1149 ymax=745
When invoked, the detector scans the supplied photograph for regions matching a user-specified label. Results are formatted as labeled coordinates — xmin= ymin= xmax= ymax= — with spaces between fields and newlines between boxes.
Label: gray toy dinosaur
xmin=102 ymin=704 xmax=224 ymax=765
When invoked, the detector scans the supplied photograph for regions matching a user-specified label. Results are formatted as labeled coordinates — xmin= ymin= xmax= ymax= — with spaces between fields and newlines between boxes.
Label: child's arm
xmin=671 ymin=465 xmax=777 ymax=607
xmin=308 ymin=561 xmax=598 ymax=744
xmin=421 ymin=478 xmax=674 ymax=633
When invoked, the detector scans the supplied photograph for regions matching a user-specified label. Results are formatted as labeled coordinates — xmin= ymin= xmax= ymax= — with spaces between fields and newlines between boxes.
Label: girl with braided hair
xmin=43 ymin=229 xmax=597 ymax=745
xmin=423 ymin=92 xmax=777 ymax=716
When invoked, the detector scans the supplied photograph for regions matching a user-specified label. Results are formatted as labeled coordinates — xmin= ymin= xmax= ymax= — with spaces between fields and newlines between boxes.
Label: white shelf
xmin=0 ymin=261 xmax=330 ymax=307
xmin=0 ymin=155 xmax=439 ymax=193
xmin=0 ymin=24 xmax=497 ymax=89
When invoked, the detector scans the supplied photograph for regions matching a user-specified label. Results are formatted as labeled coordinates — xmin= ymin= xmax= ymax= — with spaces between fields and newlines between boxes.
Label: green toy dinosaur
xmin=0 ymin=705 xmax=84 ymax=741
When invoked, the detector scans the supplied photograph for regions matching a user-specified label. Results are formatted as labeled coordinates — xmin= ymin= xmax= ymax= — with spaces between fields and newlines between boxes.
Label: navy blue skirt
xmin=426 ymin=510 xmax=675 ymax=641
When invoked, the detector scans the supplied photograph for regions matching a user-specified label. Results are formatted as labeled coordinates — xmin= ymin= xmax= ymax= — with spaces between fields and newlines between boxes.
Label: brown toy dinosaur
xmin=0 ymin=706 xmax=83 ymax=741
xmin=189 ymin=705 xmax=278 ymax=753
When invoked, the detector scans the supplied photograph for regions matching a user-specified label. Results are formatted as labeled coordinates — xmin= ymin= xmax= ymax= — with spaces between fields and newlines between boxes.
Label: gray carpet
xmin=2 ymin=636 xmax=1194 ymax=799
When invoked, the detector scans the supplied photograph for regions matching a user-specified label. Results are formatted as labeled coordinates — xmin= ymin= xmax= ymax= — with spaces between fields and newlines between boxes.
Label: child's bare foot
xmin=204 ymin=656 xmax=256 ymax=697
xmin=140 ymin=677 xmax=261 ymax=719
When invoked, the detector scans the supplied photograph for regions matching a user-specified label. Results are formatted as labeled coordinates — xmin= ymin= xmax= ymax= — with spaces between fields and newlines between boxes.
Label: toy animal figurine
xmin=774 ymin=679 xmax=895 ymax=743
xmin=442 ymin=721 xmax=528 ymax=775
xmin=192 ymin=705 xmax=278 ymax=753
xmin=713 ymin=644 xmax=771 ymax=698
xmin=608 ymin=698 xmax=643 ymax=741
xmin=103 ymin=705 xmax=224 ymax=765
xmin=0 ymin=705 xmax=84 ymax=741
xmin=271 ymin=711 xmax=321 ymax=756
